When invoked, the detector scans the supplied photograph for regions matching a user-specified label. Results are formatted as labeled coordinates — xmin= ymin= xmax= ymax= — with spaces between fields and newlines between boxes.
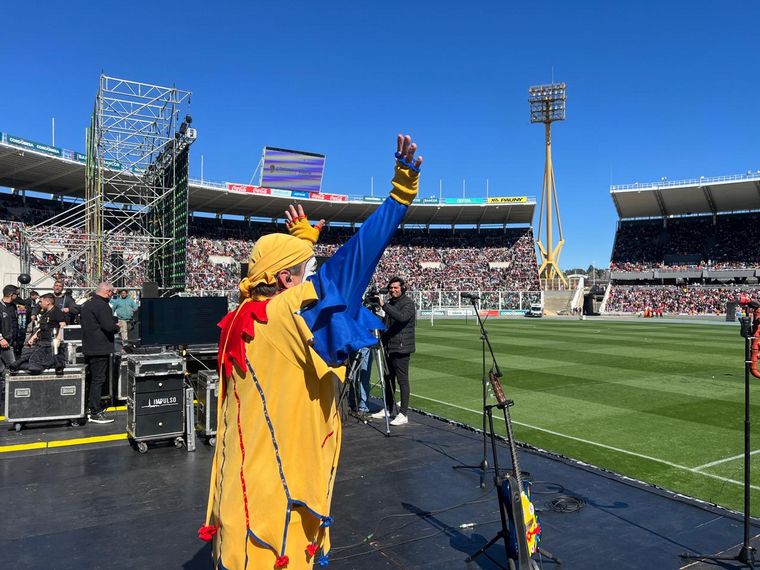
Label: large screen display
xmin=260 ymin=147 xmax=326 ymax=193
xmin=139 ymin=297 xmax=228 ymax=346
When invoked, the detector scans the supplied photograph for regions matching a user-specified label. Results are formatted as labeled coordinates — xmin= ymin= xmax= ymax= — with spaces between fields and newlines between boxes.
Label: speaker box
xmin=726 ymin=301 xmax=738 ymax=322
xmin=142 ymin=282 xmax=159 ymax=299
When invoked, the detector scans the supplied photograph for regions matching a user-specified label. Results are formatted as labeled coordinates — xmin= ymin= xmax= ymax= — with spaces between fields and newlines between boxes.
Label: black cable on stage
xmin=548 ymin=495 xmax=585 ymax=513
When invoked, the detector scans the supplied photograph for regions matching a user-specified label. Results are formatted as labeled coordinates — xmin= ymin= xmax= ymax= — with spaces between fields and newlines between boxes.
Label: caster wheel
xmin=136 ymin=441 xmax=148 ymax=454
xmin=14 ymin=423 xmax=23 ymax=432
xmin=208 ymin=437 xmax=216 ymax=447
xmin=174 ymin=437 xmax=185 ymax=449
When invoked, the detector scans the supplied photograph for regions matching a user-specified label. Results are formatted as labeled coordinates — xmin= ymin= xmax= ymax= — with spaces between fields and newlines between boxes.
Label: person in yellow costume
xmin=200 ymin=135 xmax=423 ymax=570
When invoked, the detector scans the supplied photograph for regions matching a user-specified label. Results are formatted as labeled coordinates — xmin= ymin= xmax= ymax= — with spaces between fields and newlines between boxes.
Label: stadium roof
xmin=610 ymin=172 xmax=760 ymax=219
xmin=0 ymin=135 xmax=535 ymax=226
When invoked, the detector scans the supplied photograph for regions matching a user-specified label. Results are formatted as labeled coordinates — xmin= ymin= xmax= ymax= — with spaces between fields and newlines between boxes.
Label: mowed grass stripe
xmin=413 ymin=350 xmax=758 ymax=424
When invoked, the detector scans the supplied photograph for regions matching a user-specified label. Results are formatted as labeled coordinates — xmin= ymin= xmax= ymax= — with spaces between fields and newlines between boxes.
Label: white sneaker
xmin=371 ymin=409 xmax=390 ymax=419
xmin=390 ymin=413 xmax=408 ymax=426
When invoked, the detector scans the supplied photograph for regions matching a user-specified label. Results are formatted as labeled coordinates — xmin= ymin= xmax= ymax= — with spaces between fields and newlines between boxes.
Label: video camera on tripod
xmin=363 ymin=286 xmax=389 ymax=313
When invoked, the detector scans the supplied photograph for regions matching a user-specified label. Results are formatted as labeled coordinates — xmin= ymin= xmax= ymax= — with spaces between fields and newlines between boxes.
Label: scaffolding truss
xmin=21 ymin=74 xmax=193 ymax=290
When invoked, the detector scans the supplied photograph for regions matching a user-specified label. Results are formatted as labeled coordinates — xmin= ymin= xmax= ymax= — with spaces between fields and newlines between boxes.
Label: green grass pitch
xmin=374 ymin=318 xmax=760 ymax=515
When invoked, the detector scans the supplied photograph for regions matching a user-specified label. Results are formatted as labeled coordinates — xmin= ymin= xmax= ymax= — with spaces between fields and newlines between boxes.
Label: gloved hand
xmin=389 ymin=134 xmax=423 ymax=206
xmin=284 ymin=204 xmax=325 ymax=245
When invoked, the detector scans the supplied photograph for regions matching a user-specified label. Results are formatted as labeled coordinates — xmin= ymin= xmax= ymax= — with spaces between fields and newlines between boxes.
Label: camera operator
xmin=52 ymin=280 xmax=79 ymax=324
xmin=372 ymin=276 xmax=416 ymax=426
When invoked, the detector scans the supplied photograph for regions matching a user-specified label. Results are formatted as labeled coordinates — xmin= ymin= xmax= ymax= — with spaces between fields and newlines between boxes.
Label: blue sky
xmin=1 ymin=1 xmax=758 ymax=269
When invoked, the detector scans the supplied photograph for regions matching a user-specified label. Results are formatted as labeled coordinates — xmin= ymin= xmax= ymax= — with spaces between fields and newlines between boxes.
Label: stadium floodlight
xmin=529 ymin=82 xmax=566 ymax=124
xmin=529 ymin=82 xmax=568 ymax=289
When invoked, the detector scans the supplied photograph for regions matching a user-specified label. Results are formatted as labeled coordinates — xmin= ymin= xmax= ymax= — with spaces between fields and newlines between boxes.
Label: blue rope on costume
xmin=394 ymin=152 xmax=421 ymax=172
xmin=321 ymin=516 xmax=333 ymax=528
xmin=318 ymin=554 xmax=330 ymax=567
xmin=245 ymin=358 xmax=291 ymax=501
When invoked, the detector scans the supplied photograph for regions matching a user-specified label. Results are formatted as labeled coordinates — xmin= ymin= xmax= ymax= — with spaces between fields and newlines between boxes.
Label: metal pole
xmin=371 ymin=176 xmax=374 ymax=196
xmin=52 ymin=117 xmax=55 ymax=146
xmin=201 ymin=155 xmax=204 ymax=183
xmin=545 ymin=121 xmax=553 ymax=281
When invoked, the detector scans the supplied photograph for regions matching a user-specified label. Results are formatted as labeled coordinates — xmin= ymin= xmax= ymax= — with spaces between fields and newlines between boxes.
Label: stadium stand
xmin=607 ymin=176 xmax=760 ymax=315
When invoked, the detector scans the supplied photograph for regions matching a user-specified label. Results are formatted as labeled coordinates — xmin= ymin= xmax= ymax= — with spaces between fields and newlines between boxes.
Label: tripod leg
xmin=465 ymin=531 xmax=505 ymax=563
xmin=537 ymin=546 xmax=562 ymax=565
xmin=373 ymin=344 xmax=391 ymax=435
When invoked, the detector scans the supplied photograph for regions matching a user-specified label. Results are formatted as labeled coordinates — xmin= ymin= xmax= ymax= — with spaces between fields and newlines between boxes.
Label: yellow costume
xmin=202 ymin=158 xmax=420 ymax=569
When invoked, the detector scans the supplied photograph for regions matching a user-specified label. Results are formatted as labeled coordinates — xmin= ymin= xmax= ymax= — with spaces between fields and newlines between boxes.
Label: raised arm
xmin=299 ymin=134 xmax=423 ymax=365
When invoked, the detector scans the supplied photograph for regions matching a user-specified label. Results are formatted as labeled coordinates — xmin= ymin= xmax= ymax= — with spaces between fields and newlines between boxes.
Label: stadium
xmin=2 ymin=14 xmax=760 ymax=569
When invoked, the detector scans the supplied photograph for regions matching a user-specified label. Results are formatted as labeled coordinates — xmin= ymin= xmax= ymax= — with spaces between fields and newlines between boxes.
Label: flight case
xmin=194 ymin=369 xmax=218 ymax=445
xmin=125 ymin=353 xmax=186 ymax=453
xmin=4 ymin=367 xmax=86 ymax=432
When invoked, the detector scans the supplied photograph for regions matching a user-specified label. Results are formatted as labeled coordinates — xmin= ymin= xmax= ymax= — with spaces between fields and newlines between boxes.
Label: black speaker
xmin=726 ymin=302 xmax=738 ymax=322
xmin=240 ymin=263 xmax=248 ymax=281
xmin=142 ymin=282 xmax=159 ymax=299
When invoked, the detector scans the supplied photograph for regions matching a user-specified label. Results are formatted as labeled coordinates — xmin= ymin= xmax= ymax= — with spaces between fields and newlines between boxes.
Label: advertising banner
xmin=6 ymin=134 xmax=62 ymax=158
xmin=362 ymin=196 xmax=383 ymax=203
xmin=290 ymin=190 xmax=310 ymax=199
xmin=444 ymin=197 xmax=485 ymax=204
xmin=270 ymin=188 xmax=292 ymax=198
xmin=309 ymin=192 xmax=347 ymax=202
xmin=487 ymin=196 xmax=528 ymax=203
xmin=226 ymin=183 xmax=272 ymax=195
xmin=74 ymin=152 xmax=87 ymax=163
xmin=421 ymin=196 xmax=440 ymax=204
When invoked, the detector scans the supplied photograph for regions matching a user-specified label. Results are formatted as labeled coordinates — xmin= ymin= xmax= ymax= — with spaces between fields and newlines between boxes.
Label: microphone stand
xmin=681 ymin=304 xmax=760 ymax=568
xmin=453 ymin=295 xmax=490 ymax=488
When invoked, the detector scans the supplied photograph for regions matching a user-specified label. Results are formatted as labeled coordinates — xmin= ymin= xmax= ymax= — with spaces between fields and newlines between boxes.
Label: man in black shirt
xmin=52 ymin=280 xmax=79 ymax=325
xmin=80 ymin=282 xmax=118 ymax=424
xmin=0 ymin=284 xmax=20 ymax=381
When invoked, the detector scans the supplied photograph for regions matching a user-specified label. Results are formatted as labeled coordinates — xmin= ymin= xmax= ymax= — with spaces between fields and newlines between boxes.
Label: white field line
xmin=693 ymin=449 xmax=760 ymax=471
xmin=411 ymin=393 xmax=760 ymax=492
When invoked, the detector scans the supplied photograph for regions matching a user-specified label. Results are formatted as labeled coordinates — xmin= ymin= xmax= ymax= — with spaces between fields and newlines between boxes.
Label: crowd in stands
xmin=606 ymin=285 xmax=760 ymax=315
xmin=610 ymin=213 xmax=760 ymax=272
xmin=185 ymin=224 xmax=540 ymax=293
xmin=0 ymin=194 xmax=541 ymax=295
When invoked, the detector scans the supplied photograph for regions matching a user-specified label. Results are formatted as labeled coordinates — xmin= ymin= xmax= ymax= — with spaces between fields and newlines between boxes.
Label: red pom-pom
xmin=197 ymin=524 xmax=218 ymax=542
xmin=275 ymin=555 xmax=289 ymax=568
xmin=306 ymin=543 xmax=319 ymax=556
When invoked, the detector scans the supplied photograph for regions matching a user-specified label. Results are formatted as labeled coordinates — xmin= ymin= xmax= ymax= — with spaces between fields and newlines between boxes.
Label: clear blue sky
xmin=1 ymin=1 xmax=758 ymax=269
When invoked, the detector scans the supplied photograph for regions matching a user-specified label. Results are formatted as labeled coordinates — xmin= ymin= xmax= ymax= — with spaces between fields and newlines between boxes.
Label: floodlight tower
xmin=529 ymin=82 xmax=568 ymax=288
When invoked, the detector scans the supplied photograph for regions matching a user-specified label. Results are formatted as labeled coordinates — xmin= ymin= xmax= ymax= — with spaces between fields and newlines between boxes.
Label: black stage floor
xmin=1 ymin=408 xmax=759 ymax=569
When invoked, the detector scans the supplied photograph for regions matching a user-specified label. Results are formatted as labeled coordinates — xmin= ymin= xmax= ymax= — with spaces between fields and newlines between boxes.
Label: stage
xmin=1 ymin=408 xmax=758 ymax=569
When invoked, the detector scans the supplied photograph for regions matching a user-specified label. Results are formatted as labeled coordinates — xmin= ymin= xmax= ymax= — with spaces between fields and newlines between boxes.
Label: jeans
xmin=384 ymin=353 xmax=410 ymax=416
xmin=350 ymin=347 xmax=373 ymax=412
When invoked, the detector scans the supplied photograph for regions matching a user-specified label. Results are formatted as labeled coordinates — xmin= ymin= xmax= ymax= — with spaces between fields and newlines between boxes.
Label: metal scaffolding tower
xmin=20 ymin=74 xmax=194 ymax=290
xmin=529 ymin=82 xmax=568 ymax=288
